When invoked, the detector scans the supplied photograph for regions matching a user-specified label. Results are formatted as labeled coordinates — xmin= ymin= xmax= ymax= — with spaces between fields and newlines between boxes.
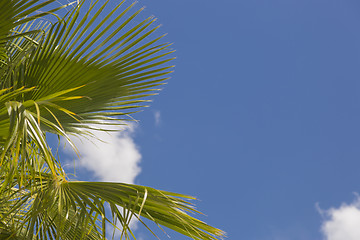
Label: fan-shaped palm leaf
xmin=0 ymin=0 xmax=225 ymax=239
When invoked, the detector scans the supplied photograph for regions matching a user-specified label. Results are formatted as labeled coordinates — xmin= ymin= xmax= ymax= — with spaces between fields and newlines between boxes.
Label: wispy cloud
xmin=63 ymin=123 xmax=141 ymax=184
xmin=154 ymin=110 xmax=161 ymax=126
xmin=319 ymin=195 xmax=360 ymax=240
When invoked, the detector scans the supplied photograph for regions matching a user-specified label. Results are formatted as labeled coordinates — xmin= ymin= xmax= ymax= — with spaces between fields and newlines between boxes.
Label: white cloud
xmin=320 ymin=195 xmax=360 ymax=240
xmin=154 ymin=110 xmax=161 ymax=126
xmin=62 ymin=123 xmax=142 ymax=235
xmin=63 ymin=123 xmax=141 ymax=184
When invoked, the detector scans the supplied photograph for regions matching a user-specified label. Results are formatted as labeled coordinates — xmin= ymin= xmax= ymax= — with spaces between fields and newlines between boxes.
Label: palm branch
xmin=0 ymin=0 xmax=225 ymax=239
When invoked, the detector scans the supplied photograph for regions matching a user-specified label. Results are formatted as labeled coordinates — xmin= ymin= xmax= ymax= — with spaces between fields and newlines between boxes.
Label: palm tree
xmin=0 ymin=0 xmax=225 ymax=239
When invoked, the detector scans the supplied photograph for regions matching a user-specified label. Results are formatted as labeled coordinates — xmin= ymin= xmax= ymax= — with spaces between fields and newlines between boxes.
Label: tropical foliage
xmin=0 ymin=0 xmax=225 ymax=239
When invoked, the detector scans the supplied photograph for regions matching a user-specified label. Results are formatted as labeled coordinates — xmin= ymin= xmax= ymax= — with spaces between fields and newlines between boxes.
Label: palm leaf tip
xmin=63 ymin=181 xmax=225 ymax=240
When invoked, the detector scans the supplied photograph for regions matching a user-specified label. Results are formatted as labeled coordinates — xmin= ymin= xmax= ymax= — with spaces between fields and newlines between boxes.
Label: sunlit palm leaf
xmin=17 ymin=0 xmax=174 ymax=135
xmin=0 ymin=1 xmax=225 ymax=239
xmin=1 ymin=172 xmax=224 ymax=240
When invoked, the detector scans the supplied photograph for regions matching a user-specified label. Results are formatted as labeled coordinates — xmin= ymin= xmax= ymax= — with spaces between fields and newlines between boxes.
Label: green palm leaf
xmin=20 ymin=0 xmax=174 ymax=135
xmin=0 ymin=0 xmax=225 ymax=239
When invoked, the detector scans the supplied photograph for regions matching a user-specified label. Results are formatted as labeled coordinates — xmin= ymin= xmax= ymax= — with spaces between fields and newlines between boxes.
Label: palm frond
xmin=0 ymin=172 xmax=224 ymax=240
xmin=0 ymin=0 xmax=75 ymax=43
xmin=15 ymin=0 xmax=174 ymax=135
xmin=0 ymin=1 xmax=225 ymax=239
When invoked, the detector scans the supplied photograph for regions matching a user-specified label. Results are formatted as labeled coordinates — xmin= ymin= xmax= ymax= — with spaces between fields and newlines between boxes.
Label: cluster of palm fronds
xmin=0 ymin=0 xmax=225 ymax=239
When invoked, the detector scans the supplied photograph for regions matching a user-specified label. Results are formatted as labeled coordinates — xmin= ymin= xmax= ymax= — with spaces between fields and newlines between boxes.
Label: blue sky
xmin=58 ymin=0 xmax=360 ymax=239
